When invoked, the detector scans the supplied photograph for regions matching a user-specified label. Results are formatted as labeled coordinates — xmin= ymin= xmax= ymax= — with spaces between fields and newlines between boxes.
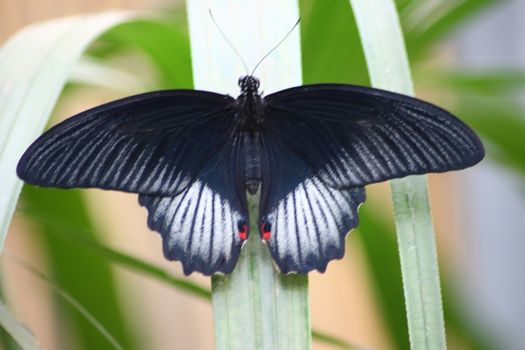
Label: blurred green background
xmin=2 ymin=0 xmax=525 ymax=349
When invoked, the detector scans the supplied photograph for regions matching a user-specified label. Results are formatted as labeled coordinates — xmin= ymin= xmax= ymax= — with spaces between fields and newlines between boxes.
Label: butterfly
xmin=17 ymin=75 xmax=484 ymax=275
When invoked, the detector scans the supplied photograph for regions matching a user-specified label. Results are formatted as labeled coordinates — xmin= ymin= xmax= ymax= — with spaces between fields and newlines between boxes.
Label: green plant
xmin=0 ymin=0 xmax=518 ymax=349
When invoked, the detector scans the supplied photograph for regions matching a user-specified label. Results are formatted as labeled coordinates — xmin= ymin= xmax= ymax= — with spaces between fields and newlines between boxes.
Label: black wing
xmin=17 ymin=90 xmax=236 ymax=196
xmin=18 ymin=90 xmax=249 ymax=275
xmin=260 ymin=84 xmax=484 ymax=273
xmin=139 ymin=135 xmax=248 ymax=275
xmin=260 ymin=131 xmax=365 ymax=273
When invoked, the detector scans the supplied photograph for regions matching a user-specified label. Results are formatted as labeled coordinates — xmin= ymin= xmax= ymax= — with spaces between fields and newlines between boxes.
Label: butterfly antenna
xmin=250 ymin=18 xmax=300 ymax=76
xmin=209 ymin=9 xmax=250 ymax=75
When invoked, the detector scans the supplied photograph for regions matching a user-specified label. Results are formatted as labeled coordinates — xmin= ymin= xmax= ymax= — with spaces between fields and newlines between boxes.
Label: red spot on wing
xmin=261 ymin=223 xmax=271 ymax=241
xmin=239 ymin=224 xmax=248 ymax=240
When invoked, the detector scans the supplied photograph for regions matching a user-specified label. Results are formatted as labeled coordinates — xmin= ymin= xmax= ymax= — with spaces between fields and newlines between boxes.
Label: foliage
xmin=1 ymin=0 xmax=519 ymax=348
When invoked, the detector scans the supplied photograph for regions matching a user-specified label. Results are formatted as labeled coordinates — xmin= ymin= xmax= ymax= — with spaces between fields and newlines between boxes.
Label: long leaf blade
xmin=0 ymin=300 xmax=40 ymax=350
xmin=6 ymin=256 xmax=123 ymax=350
xmin=0 ymin=12 xmax=133 ymax=251
xmin=348 ymin=0 xmax=447 ymax=348
xmin=186 ymin=1 xmax=311 ymax=349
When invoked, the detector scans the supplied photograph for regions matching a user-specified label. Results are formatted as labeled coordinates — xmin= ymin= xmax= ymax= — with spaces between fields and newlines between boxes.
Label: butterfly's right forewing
xmin=263 ymin=84 xmax=484 ymax=188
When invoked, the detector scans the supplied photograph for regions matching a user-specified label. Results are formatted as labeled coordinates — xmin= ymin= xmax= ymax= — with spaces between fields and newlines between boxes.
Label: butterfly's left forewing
xmin=17 ymin=90 xmax=237 ymax=196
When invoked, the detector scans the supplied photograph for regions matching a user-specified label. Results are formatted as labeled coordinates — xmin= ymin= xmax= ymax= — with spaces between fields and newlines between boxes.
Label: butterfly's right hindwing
xmin=259 ymin=131 xmax=366 ymax=273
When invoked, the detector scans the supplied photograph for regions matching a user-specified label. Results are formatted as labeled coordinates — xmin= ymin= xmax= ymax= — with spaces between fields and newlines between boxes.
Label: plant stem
xmin=349 ymin=0 xmax=447 ymax=349
xmin=211 ymin=195 xmax=310 ymax=350
xmin=186 ymin=1 xmax=311 ymax=349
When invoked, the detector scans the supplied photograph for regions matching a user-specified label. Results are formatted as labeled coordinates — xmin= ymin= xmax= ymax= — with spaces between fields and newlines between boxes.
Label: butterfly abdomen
xmin=236 ymin=76 xmax=267 ymax=195
xmin=243 ymin=131 xmax=263 ymax=194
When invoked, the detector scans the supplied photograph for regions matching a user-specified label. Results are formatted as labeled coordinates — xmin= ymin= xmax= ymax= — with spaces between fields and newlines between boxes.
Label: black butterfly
xmin=17 ymin=76 xmax=484 ymax=275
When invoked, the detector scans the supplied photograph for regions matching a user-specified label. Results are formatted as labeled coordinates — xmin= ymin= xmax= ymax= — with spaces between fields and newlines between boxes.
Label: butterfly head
xmin=238 ymin=76 xmax=260 ymax=95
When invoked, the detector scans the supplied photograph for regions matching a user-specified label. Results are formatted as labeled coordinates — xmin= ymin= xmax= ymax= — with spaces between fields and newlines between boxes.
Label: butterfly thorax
xmin=237 ymin=76 xmax=266 ymax=131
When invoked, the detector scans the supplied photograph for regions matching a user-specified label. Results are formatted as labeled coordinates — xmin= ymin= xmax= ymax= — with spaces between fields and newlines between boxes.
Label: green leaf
xmin=68 ymin=57 xmax=146 ymax=91
xmin=349 ymin=1 xmax=447 ymax=349
xmin=415 ymin=69 xmax=525 ymax=95
xmin=21 ymin=187 xmax=138 ymax=349
xmin=96 ymin=18 xmax=193 ymax=89
xmin=357 ymin=204 xmax=410 ymax=350
xmin=0 ymin=300 xmax=39 ymax=350
xmin=416 ymin=68 xmax=525 ymax=175
xmin=402 ymin=0 xmax=500 ymax=60
xmin=360 ymin=199 xmax=502 ymax=350
xmin=6 ymin=256 xmax=123 ymax=350
xmin=20 ymin=198 xmax=351 ymax=349
xmin=311 ymin=330 xmax=360 ymax=350
xmin=0 ymin=12 xmax=133 ymax=252
xmin=358 ymin=204 xmax=501 ymax=350
xmin=299 ymin=0 xmax=369 ymax=86
xmin=455 ymin=95 xmax=525 ymax=175
xmin=186 ymin=1 xmax=310 ymax=349
xmin=20 ymin=195 xmax=211 ymax=300
xmin=418 ymin=71 xmax=525 ymax=175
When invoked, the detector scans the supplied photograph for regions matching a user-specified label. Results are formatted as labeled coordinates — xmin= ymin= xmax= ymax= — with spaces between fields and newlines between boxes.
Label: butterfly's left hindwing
xmin=139 ymin=136 xmax=248 ymax=275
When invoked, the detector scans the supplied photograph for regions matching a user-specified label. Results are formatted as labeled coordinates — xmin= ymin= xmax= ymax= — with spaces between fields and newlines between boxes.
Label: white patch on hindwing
xmin=265 ymin=176 xmax=364 ymax=273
